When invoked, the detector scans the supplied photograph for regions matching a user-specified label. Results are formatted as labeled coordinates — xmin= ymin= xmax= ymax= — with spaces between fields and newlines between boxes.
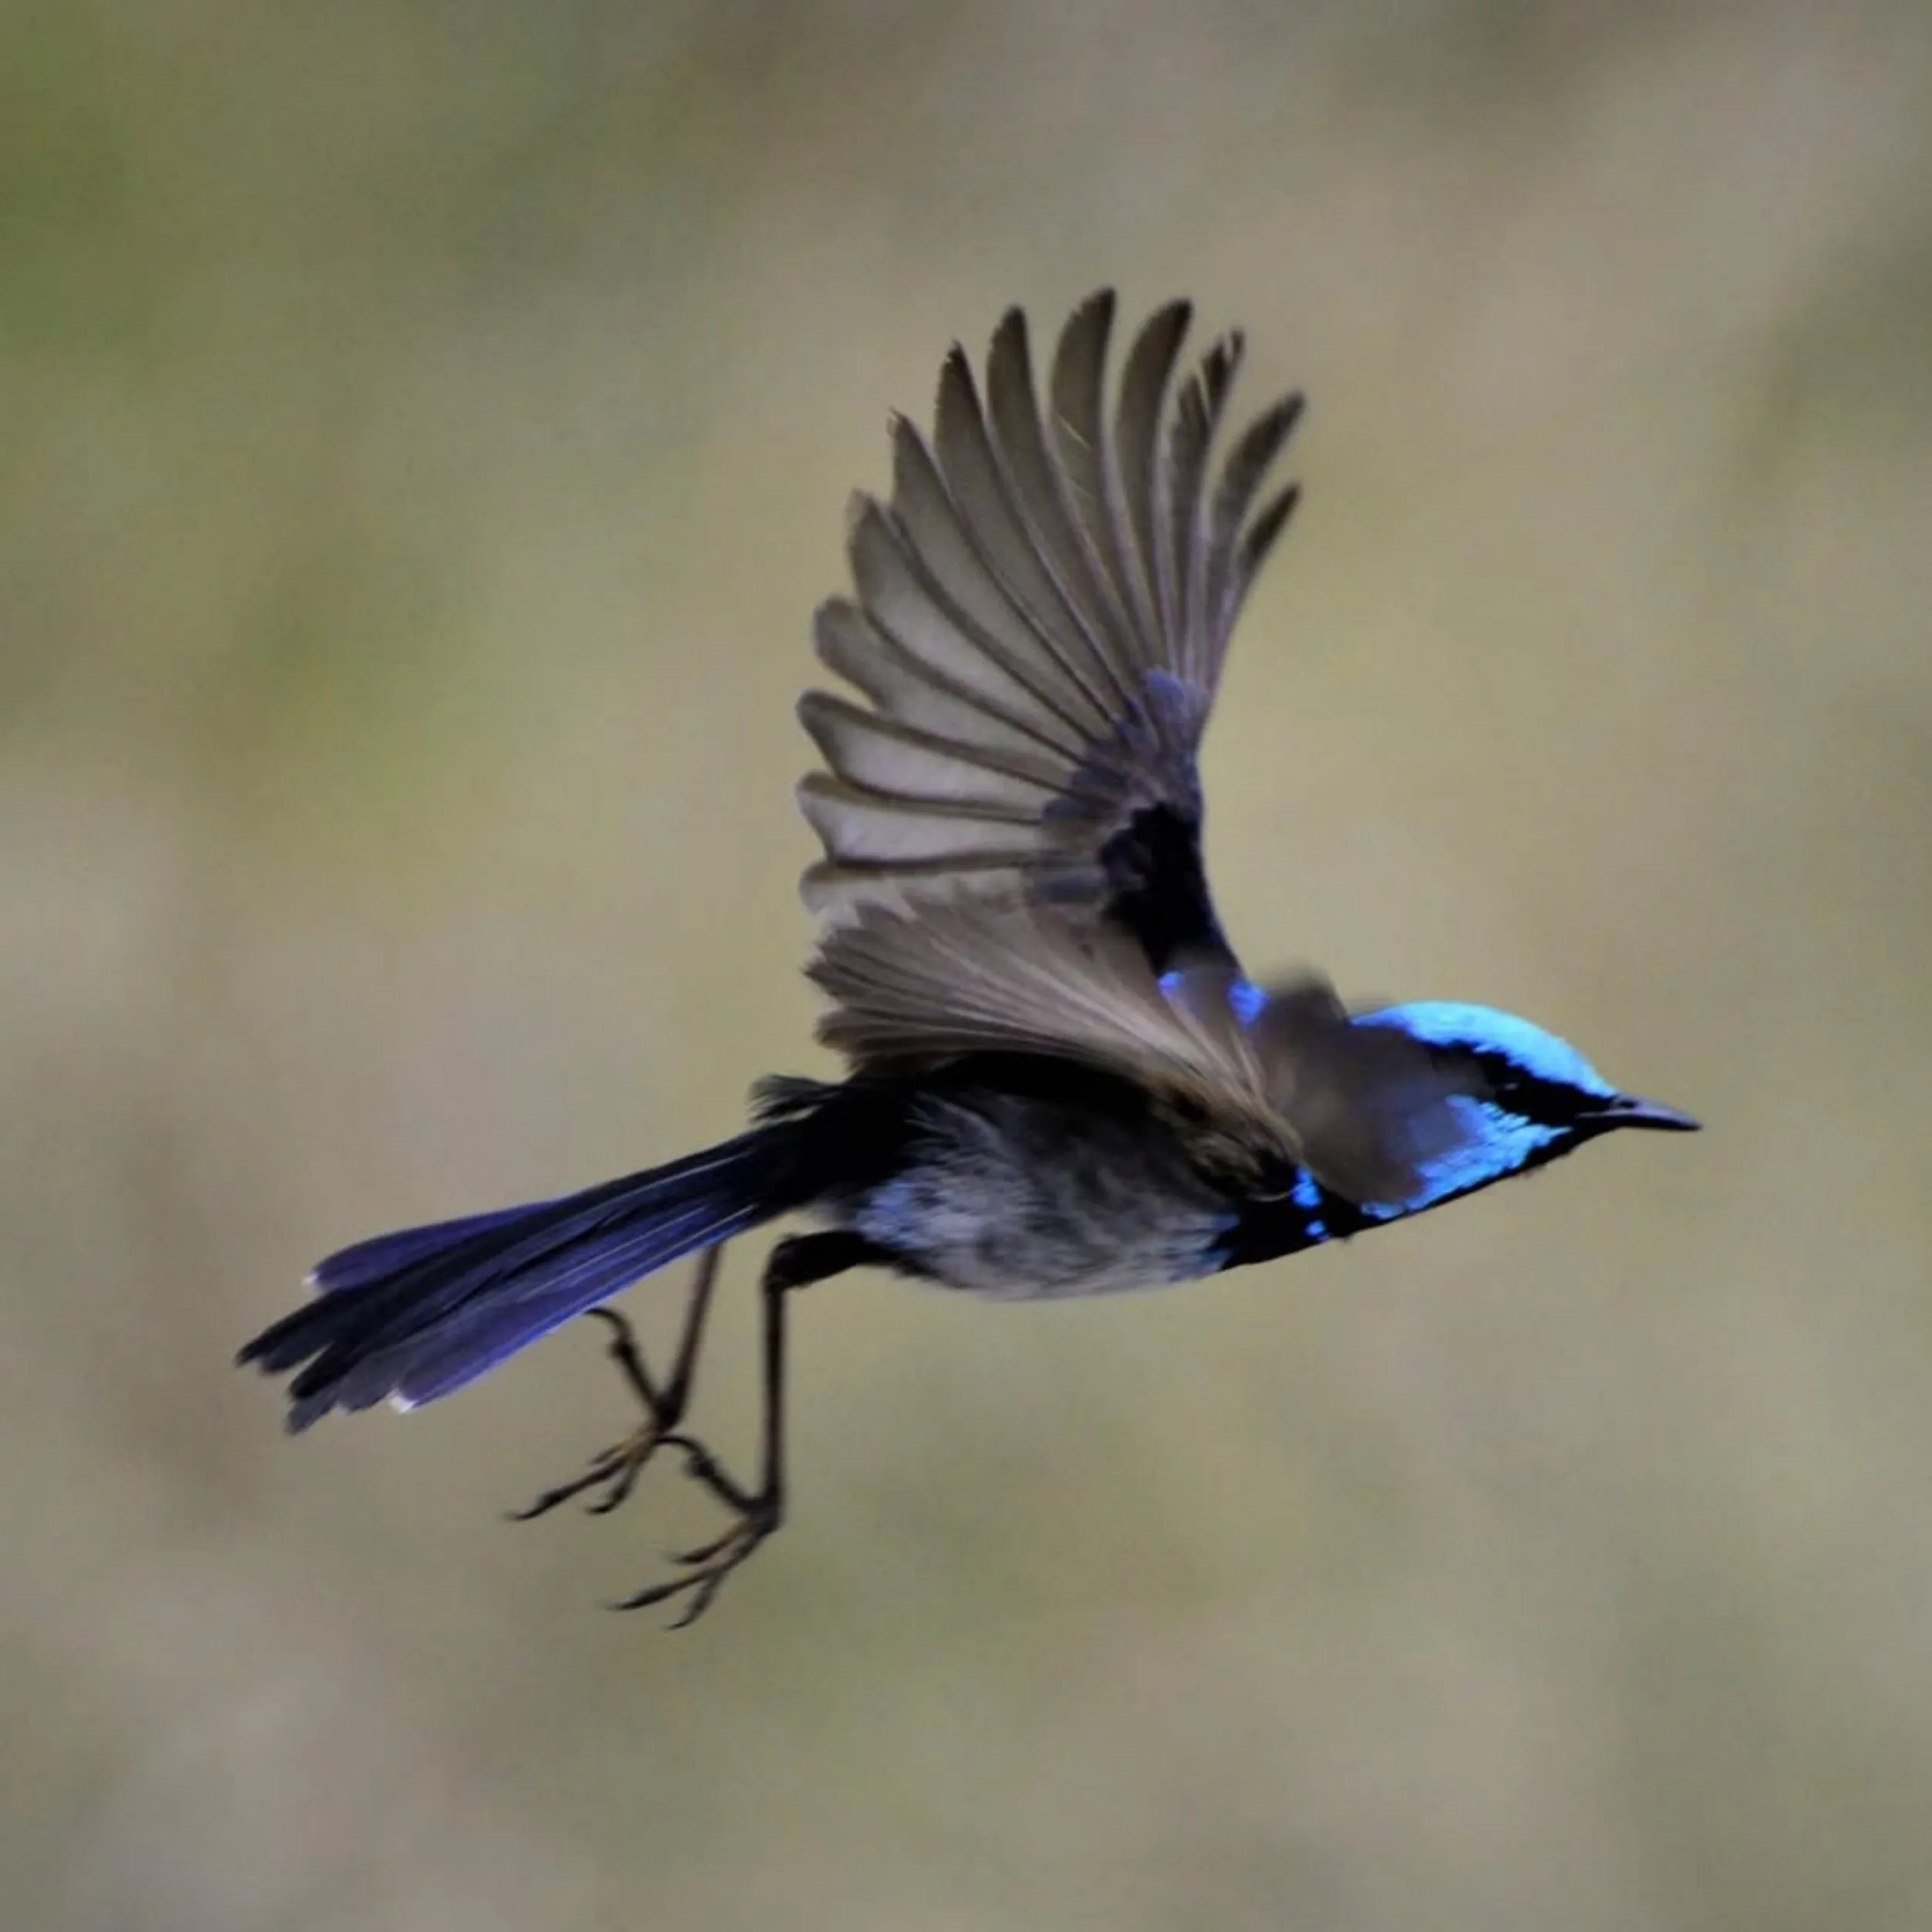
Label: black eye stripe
xmin=1435 ymin=1050 xmax=1594 ymax=1128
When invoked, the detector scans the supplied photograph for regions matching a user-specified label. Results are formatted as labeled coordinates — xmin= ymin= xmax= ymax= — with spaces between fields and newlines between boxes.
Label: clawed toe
xmin=507 ymin=1418 xmax=667 ymax=1521
xmin=610 ymin=1499 xmax=782 ymax=1628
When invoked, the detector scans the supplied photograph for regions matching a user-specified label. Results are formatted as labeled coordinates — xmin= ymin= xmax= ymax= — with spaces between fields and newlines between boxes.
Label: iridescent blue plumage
xmin=1360 ymin=1002 xmax=1614 ymax=1097
xmin=1354 ymin=1098 xmax=1565 ymax=1219
xmin=1352 ymin=1003 xmax=1609 ymax=1216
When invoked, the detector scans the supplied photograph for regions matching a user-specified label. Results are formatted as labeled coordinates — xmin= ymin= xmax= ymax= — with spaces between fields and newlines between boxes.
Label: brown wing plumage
xmin=811 ymin=896 xmax=1484 ymax=1206
xmin=796 ymin=290 xmax=1301 ymax=970
xmin=810 ymin=895 xmax=1283 ymax=1135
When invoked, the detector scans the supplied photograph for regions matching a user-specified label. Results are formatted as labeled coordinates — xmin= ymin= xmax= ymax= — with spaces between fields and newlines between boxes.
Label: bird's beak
xmin=1592 ymin=1094 xmax=1701 ymax=1133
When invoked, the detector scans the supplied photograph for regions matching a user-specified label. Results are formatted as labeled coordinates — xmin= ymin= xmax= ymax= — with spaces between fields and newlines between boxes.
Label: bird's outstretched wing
xmin=797 ymin=289 xmax=1301 ymax=973
xmin=811 ymin=897 xmax=1483 ymax=1206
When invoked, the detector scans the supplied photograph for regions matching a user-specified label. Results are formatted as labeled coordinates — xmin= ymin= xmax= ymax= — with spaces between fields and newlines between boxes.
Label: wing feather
xmin=932 ymin=345 xmax=1121 ymax=725
xmin=1109 ymin=298 xmax=1193 ymax=666
xmin=799 ymin=291 xmax=1303 ymax=970
xmin=811 ymin=896 xmax=1283 ymax=1142
xmin=1201 ymin=393 xmax=1304 ymax=683
xmin=811 ymin=598 xmax=1070 ymax=765
xmin=1047 ymin=291 xmax=1164 ymax=673
xmin=983 ymin=308 xmax=1138 ymax=707
xmin=1168 ymin=329 xmax=1243 ymax=690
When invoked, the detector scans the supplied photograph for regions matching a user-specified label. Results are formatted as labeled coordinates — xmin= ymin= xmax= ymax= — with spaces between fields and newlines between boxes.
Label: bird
xmin=238 ymin=290 xmax=1698 ymax=1624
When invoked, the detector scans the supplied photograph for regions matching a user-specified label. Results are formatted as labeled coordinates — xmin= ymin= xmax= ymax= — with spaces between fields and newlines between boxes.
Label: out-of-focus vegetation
xmin=7 ymin=2 xmax=1932 ymax=1926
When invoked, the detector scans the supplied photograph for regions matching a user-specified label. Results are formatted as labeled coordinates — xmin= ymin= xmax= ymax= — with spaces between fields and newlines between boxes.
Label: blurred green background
xmin=8 ymin=2 xmax=1932 ymax=1927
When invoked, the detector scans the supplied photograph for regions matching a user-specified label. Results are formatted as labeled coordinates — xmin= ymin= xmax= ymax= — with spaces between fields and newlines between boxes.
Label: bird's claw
xmin=509 ymin=1305 xmax=680 ymax=1521
xmin=610 ymin=1494 xmax=783 ymax=1629
xmin=507 ymin=1414 xmax=670 ymax=1521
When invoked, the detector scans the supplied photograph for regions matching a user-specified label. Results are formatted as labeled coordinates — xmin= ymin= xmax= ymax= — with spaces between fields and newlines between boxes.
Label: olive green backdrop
xmin=8 ymin=3 xmax=1932 ymax=1927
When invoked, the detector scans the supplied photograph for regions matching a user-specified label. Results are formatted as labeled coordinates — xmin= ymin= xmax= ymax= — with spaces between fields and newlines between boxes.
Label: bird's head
xmin=1347 ymin=1000 xmax=1698 ymax=1217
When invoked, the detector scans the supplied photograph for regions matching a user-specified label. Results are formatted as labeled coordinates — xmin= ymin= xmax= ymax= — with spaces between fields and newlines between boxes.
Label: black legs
xmin=511 ymin=1243 xmax=724 ymax=1520
xmin=516 ymin=1232 xmax=878 ymax=1626
xmin=607 ymin=1232 xmax=876 ymax=1627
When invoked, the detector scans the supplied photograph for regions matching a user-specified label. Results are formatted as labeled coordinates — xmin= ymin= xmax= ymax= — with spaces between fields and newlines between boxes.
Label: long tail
xmin=238 ymin=1123 xmax=806 ymax=1431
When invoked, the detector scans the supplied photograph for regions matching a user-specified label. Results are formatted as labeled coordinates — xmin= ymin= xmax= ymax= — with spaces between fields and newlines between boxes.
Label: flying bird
xmin=240 ymin=292 xmax=1698 ymax=1623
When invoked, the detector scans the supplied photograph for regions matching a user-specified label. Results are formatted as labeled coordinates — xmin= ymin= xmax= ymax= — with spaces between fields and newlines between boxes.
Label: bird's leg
xmin=511 ymin=1244 xmax=725 ymax=1521
xmin=611 ymin=1231 xmax=875 ymax=1628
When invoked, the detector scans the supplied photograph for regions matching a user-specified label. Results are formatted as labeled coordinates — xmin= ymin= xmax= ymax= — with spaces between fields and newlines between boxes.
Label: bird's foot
xmin=510 ymin=1418 xmax=666 ymax=1520
xmin=509 ymin=1307 xmax=678 ymax=1520
xmin=608 ymin=1436 xmax=781 ymax=1630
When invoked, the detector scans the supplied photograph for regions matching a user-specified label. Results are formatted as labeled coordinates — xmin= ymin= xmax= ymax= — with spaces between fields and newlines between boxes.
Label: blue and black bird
xmin=241 ymin=292 xmax=1698 ymax=1621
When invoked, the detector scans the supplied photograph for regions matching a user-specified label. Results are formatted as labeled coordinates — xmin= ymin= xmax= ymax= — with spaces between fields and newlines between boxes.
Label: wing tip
xmin=1063 ymin=285 xmax=1119 ymax=342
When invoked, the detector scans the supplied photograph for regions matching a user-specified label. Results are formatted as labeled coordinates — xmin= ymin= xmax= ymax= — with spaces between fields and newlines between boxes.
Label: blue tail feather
xmin=338 ymin=1199 xmax=770 ymax=1418
xmin=239 ymin=1125 xmax=804 ymax=1429
xmin=308 ymin=1202 xmax=561 ymax=1294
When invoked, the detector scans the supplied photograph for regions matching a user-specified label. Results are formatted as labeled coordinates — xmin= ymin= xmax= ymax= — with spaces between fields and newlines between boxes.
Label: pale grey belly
xmin=834 ymin=1092 xmax=1233 ymax=1300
